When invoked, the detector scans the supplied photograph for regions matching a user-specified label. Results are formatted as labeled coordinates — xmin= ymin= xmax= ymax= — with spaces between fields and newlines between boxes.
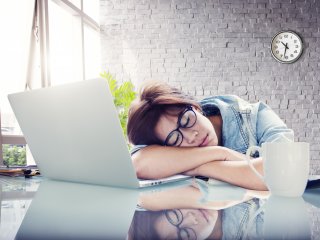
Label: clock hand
xmin=282 ymin=42 xmax=289 ymax=58
xmin=281 ymin=41 xmax=289 ymax=50
xmin=284 ymin=46 xmax=287 ymax=57
xmin=285 ymin=42 xmax=289 ymax=50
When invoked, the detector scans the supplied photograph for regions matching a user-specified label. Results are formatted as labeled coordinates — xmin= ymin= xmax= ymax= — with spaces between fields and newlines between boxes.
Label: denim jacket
xmin=200 ymin=95 xmax=294 ymax=153
xmin=222 ymin=198 xmax=264 ymax=240
xmin=195 ymin=178 xmax=265 ymax=239
xmin=131 ymin=95 xmax=294 ymax=155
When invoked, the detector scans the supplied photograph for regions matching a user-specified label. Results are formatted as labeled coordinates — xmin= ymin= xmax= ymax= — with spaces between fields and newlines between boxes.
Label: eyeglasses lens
xmin=165 ymin=108 xmax=197 ymax=146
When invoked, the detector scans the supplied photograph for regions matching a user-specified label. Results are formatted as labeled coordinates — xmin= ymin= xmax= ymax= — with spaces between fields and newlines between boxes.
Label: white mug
xmin=246 ymin=142 xmax=309 ymax=197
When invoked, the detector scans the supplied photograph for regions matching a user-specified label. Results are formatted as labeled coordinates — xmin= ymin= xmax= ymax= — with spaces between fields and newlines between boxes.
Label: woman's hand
xmin=222 ymin=147 xmax=248 ymax=161
xmin=183 ymin=147 xmax=247 ymax=176
xmin=184 ymin=158 xmax=267 ymax=190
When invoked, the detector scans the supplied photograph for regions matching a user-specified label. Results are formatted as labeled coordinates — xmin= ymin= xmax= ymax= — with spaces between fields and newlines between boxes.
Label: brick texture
xmin=100 ymin=0 xmax=320 ymax=174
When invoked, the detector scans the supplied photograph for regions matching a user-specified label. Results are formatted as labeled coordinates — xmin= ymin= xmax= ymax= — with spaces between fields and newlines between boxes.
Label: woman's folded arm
xmin=132 ymin=145 xmax=247 ymax=179
xmin=184 ymin=158 xmax=267 ymax=191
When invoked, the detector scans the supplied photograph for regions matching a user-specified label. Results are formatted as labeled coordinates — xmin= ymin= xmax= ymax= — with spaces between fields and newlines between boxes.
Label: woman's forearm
xmin=132 ymin=145 xmax=234 ymax=179
xmin=138 ymin=185 xmax=203 ymax=210
xmin=195 ymin=158 xmax=267 ymax=191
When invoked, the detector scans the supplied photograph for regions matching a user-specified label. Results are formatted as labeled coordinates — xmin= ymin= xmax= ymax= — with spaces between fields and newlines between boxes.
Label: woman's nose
xmin=184 ymin=129 xmax=199 ymax=144
xmin=182 ymin=211 xmax=199 ymax=226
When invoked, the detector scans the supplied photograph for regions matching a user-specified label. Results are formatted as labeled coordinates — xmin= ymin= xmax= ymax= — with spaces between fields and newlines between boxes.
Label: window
xmin=0 ymin=0 xmax=100 ymax=166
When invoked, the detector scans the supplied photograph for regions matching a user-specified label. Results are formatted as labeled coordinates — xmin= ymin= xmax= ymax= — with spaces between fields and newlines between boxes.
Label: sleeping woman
xmin=127 ymin=81 xmax=293 ymax=190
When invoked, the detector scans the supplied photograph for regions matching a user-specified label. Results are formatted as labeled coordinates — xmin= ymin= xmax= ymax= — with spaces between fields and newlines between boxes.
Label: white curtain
xmin=0 ymin=0 xmax=36 ymax=164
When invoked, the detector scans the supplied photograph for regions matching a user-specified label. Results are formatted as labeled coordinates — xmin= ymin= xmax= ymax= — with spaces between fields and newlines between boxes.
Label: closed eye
xmin=179 ymin=227 xmax=196 ymax=240
xmin=180 ymin=116 xmax=190 ymax=128
xmin=173 ymin=134 xmax=181 ymax=145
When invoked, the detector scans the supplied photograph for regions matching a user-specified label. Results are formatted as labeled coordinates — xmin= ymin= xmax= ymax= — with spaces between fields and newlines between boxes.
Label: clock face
xmin=271 ymin=31 xmax=303 ymax=63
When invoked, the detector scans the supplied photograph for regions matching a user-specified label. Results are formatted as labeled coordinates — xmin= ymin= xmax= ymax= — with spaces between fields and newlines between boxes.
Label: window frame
xmin=0 ymin=0 xmax=100 ymax=166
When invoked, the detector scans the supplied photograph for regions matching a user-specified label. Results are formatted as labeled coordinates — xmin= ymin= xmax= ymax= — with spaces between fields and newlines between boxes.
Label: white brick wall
xmin=100 ymin=0 xmax=320 ymax=174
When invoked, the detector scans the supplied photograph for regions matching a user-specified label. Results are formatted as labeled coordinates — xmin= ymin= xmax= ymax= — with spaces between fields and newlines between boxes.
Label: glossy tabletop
xmin=0 ymin=176 xmax=319 ymax=240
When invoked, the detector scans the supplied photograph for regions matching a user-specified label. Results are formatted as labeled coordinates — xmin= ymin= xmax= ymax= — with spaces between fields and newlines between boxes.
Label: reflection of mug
xmin=246 ymin=142 xmax=309 ymax=197
xmin=263 ymin=196 xmax=311 ymax=240
xmin=243 ymin=196 xmax=311 ymax=240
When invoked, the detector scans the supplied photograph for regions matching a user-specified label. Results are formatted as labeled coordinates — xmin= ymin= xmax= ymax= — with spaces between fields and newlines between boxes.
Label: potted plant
xmin=100 ymin=71 xmax=136 ymax=146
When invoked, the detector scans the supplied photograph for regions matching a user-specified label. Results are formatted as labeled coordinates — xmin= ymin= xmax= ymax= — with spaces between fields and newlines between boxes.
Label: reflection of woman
xmin=127 ymin=180 xmax=268 ymax=240
xmin=127 ymin=81 xmax=293 ymax=190
xmin=128 ymin=209 xmax=221 ymax=240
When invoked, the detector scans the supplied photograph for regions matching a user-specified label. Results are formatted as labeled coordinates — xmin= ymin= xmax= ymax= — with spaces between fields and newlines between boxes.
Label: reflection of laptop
xmin=16 ymin=180 xmax=138 ymax=240
xmin=8 ymin=79 xmax=190 ymax=188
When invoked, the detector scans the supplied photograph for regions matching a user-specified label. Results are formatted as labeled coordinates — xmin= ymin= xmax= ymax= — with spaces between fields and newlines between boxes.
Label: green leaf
xmin=3 ymin=144 xmax=26 ymax=166
xmin=100 ymin=71 xmax=137 ymax=147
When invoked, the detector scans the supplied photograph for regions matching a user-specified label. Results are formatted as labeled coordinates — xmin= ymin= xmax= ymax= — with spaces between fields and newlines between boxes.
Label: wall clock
xmin=270 ymin=30 xmax=303 ymax=64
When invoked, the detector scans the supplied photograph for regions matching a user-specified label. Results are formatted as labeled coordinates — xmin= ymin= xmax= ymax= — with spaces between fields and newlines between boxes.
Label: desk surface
xmin=0 ymin=176 xmax=319 ymax=240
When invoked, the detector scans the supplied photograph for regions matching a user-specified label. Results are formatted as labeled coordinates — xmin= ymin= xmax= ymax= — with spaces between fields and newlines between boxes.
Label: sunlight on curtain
xmin=0 ymin=0 xmax=35 ymax=135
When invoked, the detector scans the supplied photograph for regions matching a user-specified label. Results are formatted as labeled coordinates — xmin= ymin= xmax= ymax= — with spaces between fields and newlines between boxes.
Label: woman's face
xmin=155 ymin=106 xmax=219 ymax=147
xmin=154 ymin=209 xmax=218 ymax=240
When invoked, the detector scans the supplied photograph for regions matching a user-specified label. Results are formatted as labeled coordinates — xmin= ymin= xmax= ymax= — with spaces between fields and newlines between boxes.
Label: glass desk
xmin=0 ymin=176 xmax=319 ymax=240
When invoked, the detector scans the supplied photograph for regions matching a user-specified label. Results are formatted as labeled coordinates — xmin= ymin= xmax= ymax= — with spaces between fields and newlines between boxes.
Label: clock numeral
xmin=274 ymin=45 xmax=278 ymax=49
xmin=296 ymin=45 xmax=299 ymax=48
xmin=294 ymin=40 xmax=297 ymax=43
xmin=284 ymin=35 xmax=288 ymax=38
xmin=294 ymin=50 xmax=298 ymax=53
xmin=285 ymin=56 xmax=288 ymax=59
xmin=280 ymin=54 xmax=283 ymax=58
xmin=290 ymin=54 xmax=294 ymax=57
xmin=276 ymin=40 xmax=280 ymax=43
xmin=276 ymin=50 xmax=279 ymax=54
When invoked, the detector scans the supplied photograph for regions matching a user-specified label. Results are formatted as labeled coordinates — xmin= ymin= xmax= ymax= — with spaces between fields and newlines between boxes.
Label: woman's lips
xmin=199 ymin=134 xmax=209 ymax=147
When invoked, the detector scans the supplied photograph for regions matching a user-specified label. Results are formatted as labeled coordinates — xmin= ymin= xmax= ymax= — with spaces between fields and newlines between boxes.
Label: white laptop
xmin=8 ymin=79 xmax=190 ymax=188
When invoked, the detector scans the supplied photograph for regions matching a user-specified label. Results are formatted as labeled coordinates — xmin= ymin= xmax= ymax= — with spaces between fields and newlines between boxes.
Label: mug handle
xmin=246 ymin=146 xmax=264 ymax=183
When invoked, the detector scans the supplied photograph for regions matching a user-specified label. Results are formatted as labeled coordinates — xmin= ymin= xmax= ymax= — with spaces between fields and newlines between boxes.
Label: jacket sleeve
xmin=256 ymin=102 xmax=294 ymax=145
xmin=130 ymin=144 xmax=148 ymax=156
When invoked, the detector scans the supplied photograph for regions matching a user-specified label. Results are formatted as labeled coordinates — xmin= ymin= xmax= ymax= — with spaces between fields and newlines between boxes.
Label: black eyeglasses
xmin=163 ymin=105 xmax=197 ymax=147
xmin=164 ymin=209 xmax=197 ymax=240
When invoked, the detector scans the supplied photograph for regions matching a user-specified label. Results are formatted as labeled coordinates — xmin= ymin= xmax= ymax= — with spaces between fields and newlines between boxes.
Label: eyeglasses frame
xmin=164 ymin=209 xmax=197 ymax=240
xmin=163 ymin=105 xmax=197 ymax=146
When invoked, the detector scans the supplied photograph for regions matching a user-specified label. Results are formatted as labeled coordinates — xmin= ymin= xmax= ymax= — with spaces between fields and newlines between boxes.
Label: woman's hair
xmin=127 ymin=210 xmax=163 ymax=240
xmin=127 ymin=81 xmax=201 ymax=145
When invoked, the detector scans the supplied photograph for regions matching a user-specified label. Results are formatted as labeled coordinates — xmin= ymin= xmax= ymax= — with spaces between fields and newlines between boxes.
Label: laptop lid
xmin=8 ymin=79 xmax=140 ymax=188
